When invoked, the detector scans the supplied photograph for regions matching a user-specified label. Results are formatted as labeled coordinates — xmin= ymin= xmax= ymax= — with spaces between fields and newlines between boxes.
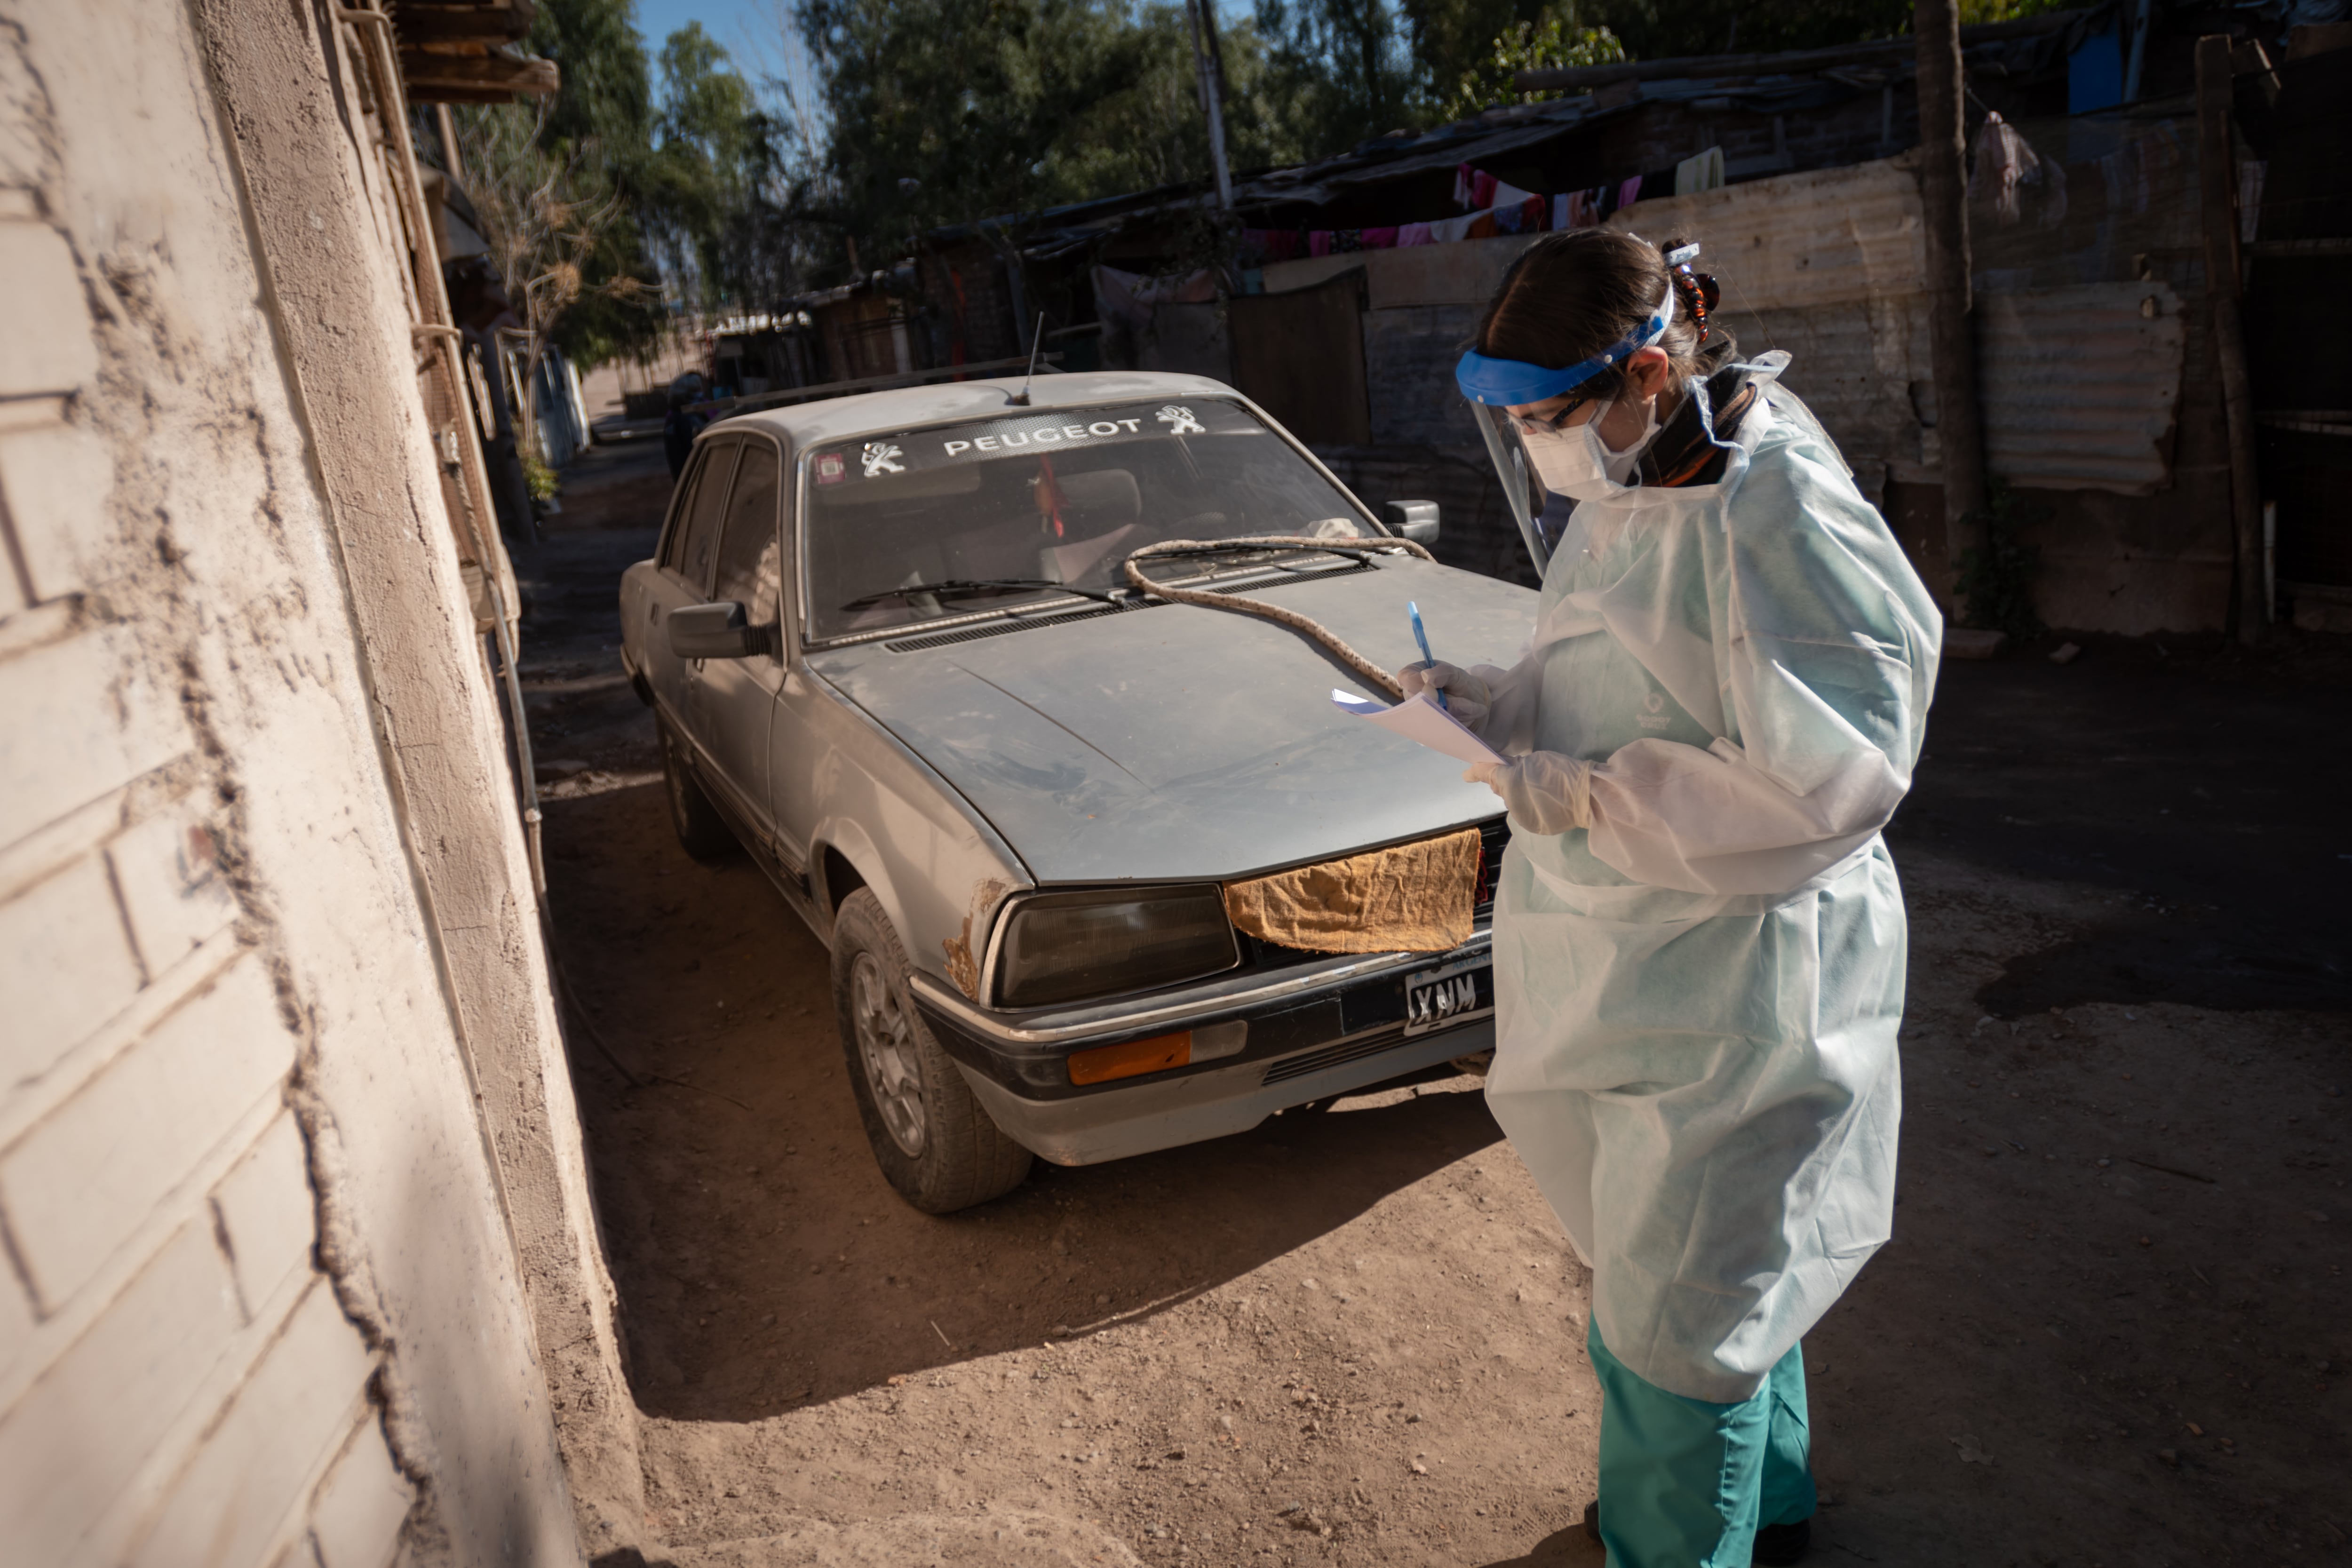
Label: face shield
xmin=1457 ymin=271 xmax=1680 ymax=579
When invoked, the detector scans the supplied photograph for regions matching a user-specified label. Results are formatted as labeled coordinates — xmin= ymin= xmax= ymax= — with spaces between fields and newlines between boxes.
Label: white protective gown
xmin=1472 ymin=354 xmax=1942 ymax=1404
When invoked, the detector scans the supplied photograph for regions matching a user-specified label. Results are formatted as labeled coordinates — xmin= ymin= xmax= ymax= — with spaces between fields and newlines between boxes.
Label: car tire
xmin=659 ymin=716 xmax=739 ymax=862
xmin=831 ymin=888 xmax=1032 ymax=1213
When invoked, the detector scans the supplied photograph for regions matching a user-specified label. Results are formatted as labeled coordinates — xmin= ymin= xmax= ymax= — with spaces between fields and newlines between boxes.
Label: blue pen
xmin=1408 ymin=600 xmax=1446 ymax=712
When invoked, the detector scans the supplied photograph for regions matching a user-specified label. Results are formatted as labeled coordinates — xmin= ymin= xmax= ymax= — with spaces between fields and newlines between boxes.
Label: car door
xmin=688 ymin=436 xmax=787 ymax=863
xmin=639 ymin=439 xmax=739 ymax=729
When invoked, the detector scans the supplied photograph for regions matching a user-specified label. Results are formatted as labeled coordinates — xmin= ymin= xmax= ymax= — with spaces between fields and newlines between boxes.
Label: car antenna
xmin=1007 ymin=312 xmax=1047 ymax=406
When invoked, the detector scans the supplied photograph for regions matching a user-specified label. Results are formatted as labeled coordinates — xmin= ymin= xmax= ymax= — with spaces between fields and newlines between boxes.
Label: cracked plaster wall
xmin=0 ymin=1 xmax=639 ymax=1561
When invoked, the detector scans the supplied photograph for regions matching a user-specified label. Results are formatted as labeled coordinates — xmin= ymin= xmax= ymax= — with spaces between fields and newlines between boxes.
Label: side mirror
xmin=668 ymin=600 xmax=768 ymax=659
xmin=1384 ymin=500 xmax=1440 ymax=547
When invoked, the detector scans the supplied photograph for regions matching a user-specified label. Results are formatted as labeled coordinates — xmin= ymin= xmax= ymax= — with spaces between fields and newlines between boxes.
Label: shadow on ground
xmin=548 ymin=780 xmax=1505 ymax=1423
xmin=1890 ymin=636 xmax=2352 ymax=1016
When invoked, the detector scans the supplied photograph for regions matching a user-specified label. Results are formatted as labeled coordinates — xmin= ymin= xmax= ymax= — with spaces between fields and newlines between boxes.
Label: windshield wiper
xmin=841 ymin=577 xmax=1123 ymax=612
xmin=1139 ymin=537 xmax=1361 ymax=563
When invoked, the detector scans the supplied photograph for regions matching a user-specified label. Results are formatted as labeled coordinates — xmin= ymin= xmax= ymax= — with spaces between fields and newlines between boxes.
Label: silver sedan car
xmin=619 ymin=371 xmax=1537 ymax=1211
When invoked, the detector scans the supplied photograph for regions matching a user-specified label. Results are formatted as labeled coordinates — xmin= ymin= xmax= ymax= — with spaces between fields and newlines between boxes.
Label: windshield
xmin=800 ymin=398 xmax=1374 ymax=639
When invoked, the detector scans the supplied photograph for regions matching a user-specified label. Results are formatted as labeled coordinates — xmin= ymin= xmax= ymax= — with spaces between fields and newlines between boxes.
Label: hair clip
xmin=1664 ymin=245 xmax=1718 ymax=343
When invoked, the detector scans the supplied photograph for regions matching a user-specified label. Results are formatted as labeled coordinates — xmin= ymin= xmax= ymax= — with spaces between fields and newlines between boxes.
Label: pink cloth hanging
xmin=1361 ymin=226 xmax=1400 ymax=248
xmin=1472 ymin=170 xmax=1498 ymax=208
xmin=1308 ymin=231 xmax=1334 ymax=258
xmin=1398 ymin=222 xmax=1436 ymax=246
xmin=1618 ymin=175 xmax=1644 ymax=210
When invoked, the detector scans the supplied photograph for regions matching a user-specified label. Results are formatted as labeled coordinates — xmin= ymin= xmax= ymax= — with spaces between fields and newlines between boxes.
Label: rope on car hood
xmin=1122 ymin=535 xmax=1436 ymax=701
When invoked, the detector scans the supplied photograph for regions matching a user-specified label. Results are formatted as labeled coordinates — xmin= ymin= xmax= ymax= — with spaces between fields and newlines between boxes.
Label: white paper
xmin=1331 ymin=688 xmax=1504 ymax=766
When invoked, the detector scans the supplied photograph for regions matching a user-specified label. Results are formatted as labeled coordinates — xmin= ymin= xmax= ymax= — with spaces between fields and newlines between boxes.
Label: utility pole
xmin=1185 ymin=0 xmax=1235 ymax=210
xmin=2196 ymin=35 xmax=2266 ymax=645
xmin=1915 ymin=0 xmax=1989 ymax=572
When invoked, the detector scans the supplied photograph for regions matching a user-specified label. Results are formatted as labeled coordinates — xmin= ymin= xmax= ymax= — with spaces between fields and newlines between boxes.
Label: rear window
xmin=800 ymin=399 xmax=1371 ymax=639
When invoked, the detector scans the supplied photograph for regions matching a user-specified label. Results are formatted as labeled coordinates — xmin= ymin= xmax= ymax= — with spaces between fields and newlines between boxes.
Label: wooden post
xmin=2196 ymin=35 xmax=2269 ymax=645
xmin=1185 ymin=0 xmax=1235 ymax=211
xmin=1915 ymin=0 xmax=1990 ymax=570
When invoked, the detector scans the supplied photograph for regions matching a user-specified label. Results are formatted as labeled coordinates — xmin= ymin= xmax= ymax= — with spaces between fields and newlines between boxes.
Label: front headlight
xmin=994 ymin=885 xmax=1239 ymax=1009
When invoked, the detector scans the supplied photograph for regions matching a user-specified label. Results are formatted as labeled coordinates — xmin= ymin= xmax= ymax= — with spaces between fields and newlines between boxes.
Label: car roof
xmin=703 ymin=371 xmax=1248 ymax=452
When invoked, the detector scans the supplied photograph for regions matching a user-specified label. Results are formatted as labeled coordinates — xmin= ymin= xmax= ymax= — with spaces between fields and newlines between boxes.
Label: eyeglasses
xmin=1506 ymin=397 xmax=1597 ymax=438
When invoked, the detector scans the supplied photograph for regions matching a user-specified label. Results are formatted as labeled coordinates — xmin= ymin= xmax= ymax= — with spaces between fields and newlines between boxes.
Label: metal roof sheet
xmin=1978 ymin=281 xmax=2186 ymax=495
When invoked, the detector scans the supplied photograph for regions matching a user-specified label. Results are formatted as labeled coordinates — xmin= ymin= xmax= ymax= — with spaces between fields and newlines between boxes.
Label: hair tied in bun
xmin=1662 ymin=240 xmax=1720 ymax=344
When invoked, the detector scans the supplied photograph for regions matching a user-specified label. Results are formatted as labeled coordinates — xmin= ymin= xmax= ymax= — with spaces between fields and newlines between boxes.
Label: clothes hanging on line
xmin=1675 ymin=145 xmax=1726 ymax=195
xmin=1240 ymin=150 xmax=1716 ymax=273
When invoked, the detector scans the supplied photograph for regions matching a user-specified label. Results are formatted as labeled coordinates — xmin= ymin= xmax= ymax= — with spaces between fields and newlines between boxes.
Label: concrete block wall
xmin=0 ymin=2 xmax=608 ymax=1562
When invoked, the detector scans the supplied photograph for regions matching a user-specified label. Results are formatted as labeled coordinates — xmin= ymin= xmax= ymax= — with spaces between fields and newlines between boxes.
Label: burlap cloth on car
xmin=1223 ymin=828 xmax=1481 ymax=955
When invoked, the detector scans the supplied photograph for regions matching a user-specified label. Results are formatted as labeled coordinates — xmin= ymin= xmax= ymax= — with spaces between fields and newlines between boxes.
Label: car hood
xmin=811 ymin=557 xmax=1538 ymax=883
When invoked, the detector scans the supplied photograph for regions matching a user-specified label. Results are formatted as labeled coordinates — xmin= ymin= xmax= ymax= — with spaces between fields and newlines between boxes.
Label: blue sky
xmin=631 ymin=0 xmax=1256 ymax=80
xmin=633 ymin=0 xmax=783 ymax=66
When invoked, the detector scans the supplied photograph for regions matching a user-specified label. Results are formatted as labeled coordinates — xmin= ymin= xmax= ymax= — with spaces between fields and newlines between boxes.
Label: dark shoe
xmin=1753 ymin=1516 xmax=1811 ymax=1565
xmin=1583 ymin=1500 xmax=1600 ymax=1542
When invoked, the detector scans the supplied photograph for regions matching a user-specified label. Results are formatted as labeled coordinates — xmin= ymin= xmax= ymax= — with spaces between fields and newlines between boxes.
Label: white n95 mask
xmin=1522 ymin=397 xmax=1662 ymax=502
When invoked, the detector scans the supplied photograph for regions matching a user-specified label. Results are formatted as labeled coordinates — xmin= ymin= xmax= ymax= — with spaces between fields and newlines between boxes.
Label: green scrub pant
xmin=1587 ymin=1317 xmax=1817 ymax=1567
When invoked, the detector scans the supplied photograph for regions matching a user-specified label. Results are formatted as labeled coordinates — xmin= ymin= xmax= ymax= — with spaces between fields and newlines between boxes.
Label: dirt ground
xmin=519 ymin=436 xmax=2351 ymax=1568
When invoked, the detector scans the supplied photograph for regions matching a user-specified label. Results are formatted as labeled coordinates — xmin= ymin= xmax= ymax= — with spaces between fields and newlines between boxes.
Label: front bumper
xmin=908 ymin=936 xmax=1495 ymax=1166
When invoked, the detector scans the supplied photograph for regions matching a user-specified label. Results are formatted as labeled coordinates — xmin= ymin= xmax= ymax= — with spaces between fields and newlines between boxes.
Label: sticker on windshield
xmin=816 ymin=400 xmax=1262 ymax=482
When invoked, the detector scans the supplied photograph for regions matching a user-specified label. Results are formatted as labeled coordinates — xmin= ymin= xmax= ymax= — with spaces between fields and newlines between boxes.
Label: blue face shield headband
xmin=1455 ymin=276 xmax=1679 ymax=407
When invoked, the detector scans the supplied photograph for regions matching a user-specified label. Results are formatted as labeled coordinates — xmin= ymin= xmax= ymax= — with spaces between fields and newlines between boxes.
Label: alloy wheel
xmin=850 ymin=951 xmax=926 ymax=1156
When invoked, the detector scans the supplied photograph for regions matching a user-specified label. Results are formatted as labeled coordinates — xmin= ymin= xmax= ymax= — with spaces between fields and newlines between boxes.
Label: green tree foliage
xmin=799 ymin=0 xmax=1151 ymax=243
xmin=641 ymin=23 xmax=758 ymax=310
xmin=1401 ymin=0 xmax=1519 ymax=106
xmin=1582 ymin=0 xmax=1911 ymax=63
xmin=532 ymin=0 xmax=655 ymax=149
xmin=1438 ymin=8 xmax=1623 ymax=119
xmin=1249 ymin=0 xmax=1418 ymax=156
xmin=1956 ymin=0 xmax=2074 ymax=22
xmin=524 ymin=0 xmax=667 ymax=366
xmin=715 ymin=110 xmax=840 ymax=311
xmin=452 ymin=100 xmax=647 ymax=443
xmin=494 ymin=0 xmax=1955 ymax=354
xmin=799 ymin=0 xmax=1317 ymax=265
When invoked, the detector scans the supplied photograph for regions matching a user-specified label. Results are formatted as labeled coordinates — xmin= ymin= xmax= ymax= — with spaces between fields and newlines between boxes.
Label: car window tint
xmin=712 ymin=444 xmax=781 ymax=626
xmin=659 ymin=453 xmax=708 ymax=572
xmin=672 ymin=443 xmax=738 ymax=595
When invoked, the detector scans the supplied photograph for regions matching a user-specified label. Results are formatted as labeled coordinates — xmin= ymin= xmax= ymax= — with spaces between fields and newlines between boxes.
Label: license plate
xmin=1404 ymin=957 xmax=1491 ymax=1036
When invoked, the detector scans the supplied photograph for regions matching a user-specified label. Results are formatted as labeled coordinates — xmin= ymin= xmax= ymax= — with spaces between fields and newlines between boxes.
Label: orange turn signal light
xmin=1067 ymin=1030 xmax=1191 ymax=1086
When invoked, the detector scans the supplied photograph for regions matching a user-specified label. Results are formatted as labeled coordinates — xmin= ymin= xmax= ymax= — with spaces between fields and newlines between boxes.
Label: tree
xmin=1251 ymin=0 xmax=1418 ymax=158
xmin=715 ymin=111 xmax=837 ymax=313
xmin=799 ymin=0 xmax=1168 ymax=250
xmin=524 ymin=0 xmax=669 ymax=367
xmin=1580 ymin=0 xmax=1911 ymax=62
xmin=454 ymin=103 xmax=647 ymax=448
xmin=1437 ymin=7 xmax=1623 ymax=119
xmin=1402 ymin=0 xmax=1543 ymax=110
xmin=640 ymin=23 xmax=759 ymax=312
